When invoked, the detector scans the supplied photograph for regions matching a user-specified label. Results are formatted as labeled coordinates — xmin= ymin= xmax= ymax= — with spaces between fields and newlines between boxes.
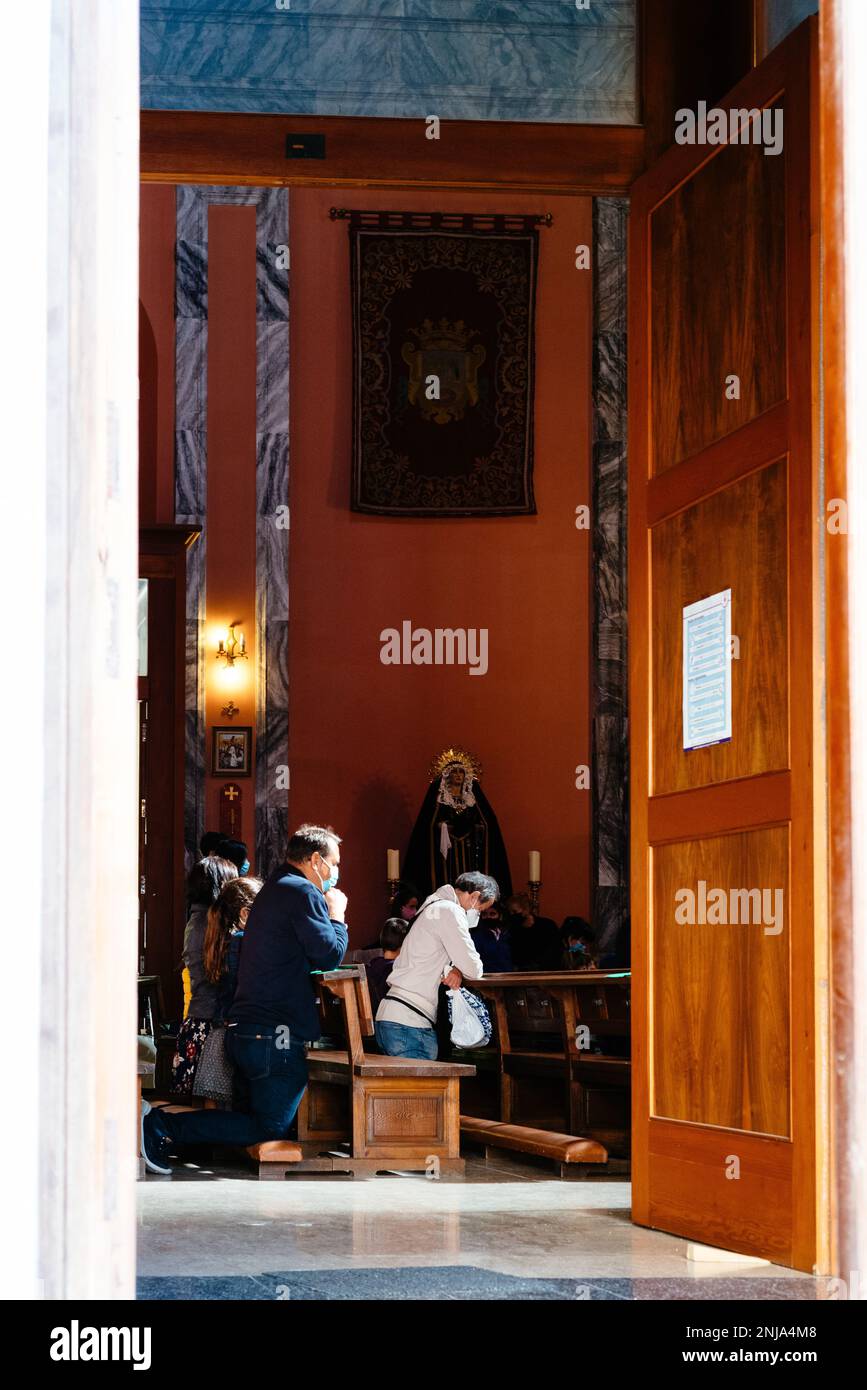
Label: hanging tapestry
xmin=348 ymin=211 xmax=539 ymax=517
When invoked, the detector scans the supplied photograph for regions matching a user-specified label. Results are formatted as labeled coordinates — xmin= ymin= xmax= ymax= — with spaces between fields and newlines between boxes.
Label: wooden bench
xmin=460 ymin=1115 xmax=610 ymax=1179
xmin=249 ymin=967 xmax=476 ymax=1179
xmin=463 ymin=971 xmax=632 ymax=1158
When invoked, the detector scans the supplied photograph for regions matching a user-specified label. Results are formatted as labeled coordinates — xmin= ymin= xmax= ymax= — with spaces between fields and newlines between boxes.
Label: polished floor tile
xmin=137 ymin=1153 xmax=818 ymax=1299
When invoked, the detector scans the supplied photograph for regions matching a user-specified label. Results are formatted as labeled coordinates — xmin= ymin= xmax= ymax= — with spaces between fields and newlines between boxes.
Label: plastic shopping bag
xmin=447 ymin=986 xmax=492 ymax=1048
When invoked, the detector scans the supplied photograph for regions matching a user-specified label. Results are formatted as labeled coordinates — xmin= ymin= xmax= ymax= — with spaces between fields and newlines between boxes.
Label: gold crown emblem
xmin=409 ymin=318 xmax=478 ymax=354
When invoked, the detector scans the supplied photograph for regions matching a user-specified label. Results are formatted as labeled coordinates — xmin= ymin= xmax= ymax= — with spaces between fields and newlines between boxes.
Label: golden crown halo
xmin=429 ymin=746 xmax=483 ymax=782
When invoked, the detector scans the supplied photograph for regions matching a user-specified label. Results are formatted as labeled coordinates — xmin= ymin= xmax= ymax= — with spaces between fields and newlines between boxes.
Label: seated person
xmin=560 ymin=916 xmax=599 ymax=970
xmin=388 ymin=880 xmax=421 ymax=925
xmin=366 ymin=917 xmax=409 ymax=1016
xmin=216 ymin=836 xmax=251 ymax=875
xmin=361 ymin=881 xmax=420 ymax=950
xmin=505 ymin=893 xmax=562 ymax=971
xmin=200 ymin=829 xmax=225 ymax=857
xmin=471 ymin=902 xmax=513 ymax=973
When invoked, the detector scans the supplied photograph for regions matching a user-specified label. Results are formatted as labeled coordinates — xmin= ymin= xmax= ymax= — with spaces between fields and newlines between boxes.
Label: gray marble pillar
xmin=591 ymin=197 xmax=629 ymax=961
xmin=175 ymin=186 xmax=289 ymax=875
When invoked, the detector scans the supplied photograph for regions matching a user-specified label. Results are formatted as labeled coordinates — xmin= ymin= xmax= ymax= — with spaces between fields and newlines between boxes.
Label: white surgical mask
xmin=466 ymin=908 xmax=480 ymax=929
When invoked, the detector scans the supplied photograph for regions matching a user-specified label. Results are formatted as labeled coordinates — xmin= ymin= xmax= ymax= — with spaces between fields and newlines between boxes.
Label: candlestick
xmin=387 ymin=848 xmax=400 ymax=880
xmin=527 ymin=880 xmax=542 ymax=916
xmin=528 ymin=850 xmax=541 ymax=881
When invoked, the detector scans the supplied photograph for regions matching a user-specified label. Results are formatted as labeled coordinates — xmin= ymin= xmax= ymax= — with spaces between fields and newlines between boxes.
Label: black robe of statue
xmin=403 ymin=780 xmax=513 ymax=902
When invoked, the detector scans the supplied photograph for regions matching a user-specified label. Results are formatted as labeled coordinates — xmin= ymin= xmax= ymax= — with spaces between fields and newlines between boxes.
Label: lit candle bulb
xmin=239 ymin=631 xmax=246 ymax=654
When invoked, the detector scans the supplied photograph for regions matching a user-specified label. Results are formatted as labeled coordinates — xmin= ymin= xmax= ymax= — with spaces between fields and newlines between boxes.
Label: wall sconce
xmin=216 ymin=621 xmax=248 ymax=667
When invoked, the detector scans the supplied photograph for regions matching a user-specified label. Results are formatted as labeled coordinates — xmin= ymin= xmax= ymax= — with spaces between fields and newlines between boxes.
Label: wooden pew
xmin=463 ymin=971 xmax=631 ymax=1159
xmin=250 ymin=967 xmax=476 ymax=1178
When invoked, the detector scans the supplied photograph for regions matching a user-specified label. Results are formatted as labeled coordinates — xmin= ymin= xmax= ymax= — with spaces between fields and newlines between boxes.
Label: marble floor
xmin=137 ymin=1152 xmax=821 ymax=1300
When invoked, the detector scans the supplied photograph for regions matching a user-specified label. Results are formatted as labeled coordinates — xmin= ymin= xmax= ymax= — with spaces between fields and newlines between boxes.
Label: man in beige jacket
xmin=375 ymin=871 xmax=499 ymax=1060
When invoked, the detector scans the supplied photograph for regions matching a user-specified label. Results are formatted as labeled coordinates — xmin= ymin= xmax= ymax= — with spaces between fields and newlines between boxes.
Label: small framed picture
xmin=212 ymin=726 xmax=252 ymax=778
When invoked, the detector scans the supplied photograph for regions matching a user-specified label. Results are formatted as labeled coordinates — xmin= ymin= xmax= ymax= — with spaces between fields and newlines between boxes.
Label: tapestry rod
xmin=329 ymin=207 xmax=553 ymax=229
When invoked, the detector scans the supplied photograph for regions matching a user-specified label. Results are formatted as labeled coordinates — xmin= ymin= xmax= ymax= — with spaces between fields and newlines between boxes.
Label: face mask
xmin=240 ymin=860 xmax=250 ymax=876
xmin=466 ymin=908 xmax=480 ymax=929
xmin=318 ymin=859 xmax=339 ymax=892
xmin=569 ymin=942 xmax=586 ymax=954
xmin=400 ymin=906 xmax=416 ymax=922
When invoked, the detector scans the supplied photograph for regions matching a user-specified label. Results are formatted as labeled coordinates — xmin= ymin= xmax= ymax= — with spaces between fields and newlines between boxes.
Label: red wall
xmin=289 ymin=188 xmax=593 ymax=945
xmin=204 ymin=204 xmax=258 ymax=856
xmin=139 ymin=184 xmax=594 ymax=936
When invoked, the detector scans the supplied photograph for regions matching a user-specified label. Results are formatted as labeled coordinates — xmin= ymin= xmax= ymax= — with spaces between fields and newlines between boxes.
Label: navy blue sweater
xmin=228 ymin=864 xmax=348 ymax=1038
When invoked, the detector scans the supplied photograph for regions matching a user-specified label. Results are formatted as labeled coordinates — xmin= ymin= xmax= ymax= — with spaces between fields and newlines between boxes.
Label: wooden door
xmin=629 ymin=19 xmax=826 ymax=1271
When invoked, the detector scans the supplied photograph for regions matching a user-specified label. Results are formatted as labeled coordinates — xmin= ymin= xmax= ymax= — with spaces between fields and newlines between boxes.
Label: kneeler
xmin=248 ymin=967 xmax=475 ymax=1179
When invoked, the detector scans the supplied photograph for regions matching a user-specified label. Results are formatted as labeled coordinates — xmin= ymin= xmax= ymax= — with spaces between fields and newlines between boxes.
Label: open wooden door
xmin=629 ymin=18 xmax=826 ymax=1271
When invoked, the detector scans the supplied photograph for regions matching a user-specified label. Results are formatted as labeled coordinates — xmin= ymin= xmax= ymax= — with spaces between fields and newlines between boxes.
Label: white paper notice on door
xmin=682 ymin=589 xmax=732 ymax=751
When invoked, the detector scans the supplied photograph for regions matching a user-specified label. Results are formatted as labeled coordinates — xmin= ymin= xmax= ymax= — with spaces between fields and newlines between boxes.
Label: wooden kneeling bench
xmin=460 ymin=1115 xmax=609 ymax=1179
xmin=251 ymin=969 xmax=475 ymax=1179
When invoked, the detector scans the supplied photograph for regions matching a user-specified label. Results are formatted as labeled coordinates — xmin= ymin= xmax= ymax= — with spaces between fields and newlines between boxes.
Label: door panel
xmin=653 ymin=826 xmax=790 ymax=1136
xmin=629 ymin=18 xmax=824 ymax=1270
xmin=651 ymin=459 xmax=789 ymax=794
xmin=650 ymin=103 xmax=787 ymax=473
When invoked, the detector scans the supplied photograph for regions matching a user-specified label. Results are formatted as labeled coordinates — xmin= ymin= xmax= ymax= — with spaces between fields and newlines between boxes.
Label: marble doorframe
xmin=4 ymin=0 xmax=142 ymax=1300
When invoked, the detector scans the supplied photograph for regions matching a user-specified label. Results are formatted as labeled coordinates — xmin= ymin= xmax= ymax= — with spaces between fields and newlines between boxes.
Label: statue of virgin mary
xmin=403 ymin=748 xmax=513 ymax=902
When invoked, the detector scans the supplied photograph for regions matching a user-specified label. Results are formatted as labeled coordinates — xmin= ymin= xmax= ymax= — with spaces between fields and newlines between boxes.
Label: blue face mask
xmin=320 ymin=861 xmax=339 ymax=892
xmin=569 ymin=942 xmax=586 ymax=954
xmin=240 ymin=860 xmax=250 ymax=876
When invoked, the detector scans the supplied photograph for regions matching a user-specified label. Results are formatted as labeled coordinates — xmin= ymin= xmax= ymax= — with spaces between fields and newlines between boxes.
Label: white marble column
xmin=0 ymin=0 xmax=139 ymax=1300
xmin=838 ymin=0 xmax=867 ymax=1296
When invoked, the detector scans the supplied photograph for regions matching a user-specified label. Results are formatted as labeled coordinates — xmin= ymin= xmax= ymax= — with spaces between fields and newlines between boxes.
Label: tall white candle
xmin=387 ymin=848 xmax=400 ymax=879
xmin=528 ymin=850 xmax=541 ymax=881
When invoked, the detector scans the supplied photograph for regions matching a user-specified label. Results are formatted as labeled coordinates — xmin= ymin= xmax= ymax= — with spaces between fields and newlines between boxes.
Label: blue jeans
xmin=375 ymin=1019 xmax=439 ymax=1060
xmin=151 ymin=1024 xmax=308 ymax=1148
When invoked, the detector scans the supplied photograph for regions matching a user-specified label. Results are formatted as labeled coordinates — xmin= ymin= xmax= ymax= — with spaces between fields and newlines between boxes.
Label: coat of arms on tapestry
xmin=347 ymin=212 xmax=540 ymax=517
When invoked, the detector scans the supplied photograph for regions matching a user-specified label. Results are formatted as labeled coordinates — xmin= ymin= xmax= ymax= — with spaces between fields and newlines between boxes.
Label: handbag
xmin=192 ymin=1023 xmax=236 ymax=1106
xmin=446 ymin=986 xmax=492 ymax=1048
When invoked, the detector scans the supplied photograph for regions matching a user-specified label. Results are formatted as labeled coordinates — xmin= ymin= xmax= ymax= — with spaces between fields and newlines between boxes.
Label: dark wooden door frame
xmin=139 ymin=525 xmax=201 ymax=1018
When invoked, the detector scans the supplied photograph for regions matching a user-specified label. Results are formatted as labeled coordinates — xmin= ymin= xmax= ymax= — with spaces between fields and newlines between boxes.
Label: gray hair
xmin=286 ymin=824 xmax=341 ymax=863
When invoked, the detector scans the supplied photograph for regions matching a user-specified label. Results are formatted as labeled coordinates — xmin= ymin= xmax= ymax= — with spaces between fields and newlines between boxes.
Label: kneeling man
xmin=375 ymin=871 xmax=498 ymax=1061
xmin=142 ymin=824 xmax=348 ymax=1174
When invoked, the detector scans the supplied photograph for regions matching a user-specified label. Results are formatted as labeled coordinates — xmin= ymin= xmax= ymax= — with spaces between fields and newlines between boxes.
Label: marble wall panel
xmin=141 ymin=0 xmax=638 ymax=124
xmin=175 ymin=185 xmax=290 ymax=874
xmin=591 ymin=196 xmax=628 ymax=961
